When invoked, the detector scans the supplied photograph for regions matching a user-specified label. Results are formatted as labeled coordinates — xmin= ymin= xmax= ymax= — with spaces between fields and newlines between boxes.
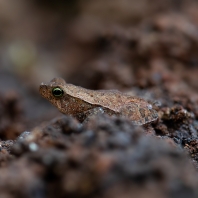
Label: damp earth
xmin=1 ymin=0 xmax=198 ymax=197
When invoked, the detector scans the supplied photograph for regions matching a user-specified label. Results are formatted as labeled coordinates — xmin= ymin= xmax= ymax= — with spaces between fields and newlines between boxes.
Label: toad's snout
xmin=39 ymin=84 xmax=48 ymax=98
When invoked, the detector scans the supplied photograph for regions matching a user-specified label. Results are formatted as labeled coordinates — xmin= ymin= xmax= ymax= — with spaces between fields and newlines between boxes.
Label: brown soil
xmin=1 ymin=0 xmax=198 ymax=197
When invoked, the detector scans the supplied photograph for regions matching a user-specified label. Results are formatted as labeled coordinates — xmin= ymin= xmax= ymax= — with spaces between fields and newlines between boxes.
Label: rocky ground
xmin=1 ymin=0 xmax=198 ymax=197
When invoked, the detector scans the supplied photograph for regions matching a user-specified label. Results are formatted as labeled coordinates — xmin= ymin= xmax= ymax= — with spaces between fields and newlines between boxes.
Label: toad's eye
xmin=52 ymin=87 xmax=64 ymax=97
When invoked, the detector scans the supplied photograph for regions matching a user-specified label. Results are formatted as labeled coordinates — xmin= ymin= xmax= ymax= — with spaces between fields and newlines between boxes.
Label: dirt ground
xmin=1 ymin=0 xmax=198 ymax=197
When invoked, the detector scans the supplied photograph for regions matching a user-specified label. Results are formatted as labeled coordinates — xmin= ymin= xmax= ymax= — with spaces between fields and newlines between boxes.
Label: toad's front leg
xmin=74 ymin=107 xmax=106 ymax=123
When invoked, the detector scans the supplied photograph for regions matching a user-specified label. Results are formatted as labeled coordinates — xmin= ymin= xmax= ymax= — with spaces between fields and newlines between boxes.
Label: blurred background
xmin=1 ymin=0 xmax=198 ymax=139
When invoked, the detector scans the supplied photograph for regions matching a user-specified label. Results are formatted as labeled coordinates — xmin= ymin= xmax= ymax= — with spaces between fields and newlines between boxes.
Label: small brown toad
xmin=39 ymin=77 xmax=158 ymax=125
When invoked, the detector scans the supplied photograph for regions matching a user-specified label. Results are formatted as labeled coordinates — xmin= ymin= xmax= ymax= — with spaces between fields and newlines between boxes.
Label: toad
xmin=39 ymin=77 xmax=158 ymax=125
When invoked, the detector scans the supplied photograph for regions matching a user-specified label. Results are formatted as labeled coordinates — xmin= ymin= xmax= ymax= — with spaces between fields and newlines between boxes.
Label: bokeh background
xmin=2 ymin=1 xmax=198 ymax=198
xmin=1 ymin=0 xmax=198 ymax=139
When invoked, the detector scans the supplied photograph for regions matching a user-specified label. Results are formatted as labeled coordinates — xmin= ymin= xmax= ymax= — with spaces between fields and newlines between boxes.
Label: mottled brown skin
xmin=39 ymin=77 xmax=158 ymax=125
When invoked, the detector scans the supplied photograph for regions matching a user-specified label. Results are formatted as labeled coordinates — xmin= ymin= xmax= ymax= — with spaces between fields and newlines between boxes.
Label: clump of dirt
xmin=0 ymin=91 xmax=24 ymax=140
xmin=0 ymin=115 xmax=194 ymax=198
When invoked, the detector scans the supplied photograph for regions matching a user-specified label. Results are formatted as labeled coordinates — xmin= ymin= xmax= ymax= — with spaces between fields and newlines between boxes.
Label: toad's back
xmin=64 ymin=83 xmax=151 ymax=112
